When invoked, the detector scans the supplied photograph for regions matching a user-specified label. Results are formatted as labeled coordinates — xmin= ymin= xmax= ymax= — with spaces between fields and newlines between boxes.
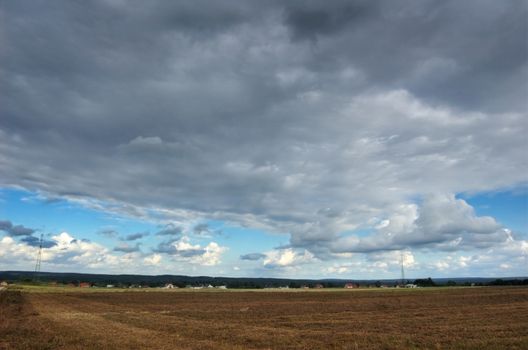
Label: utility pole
xmin=400 ymin=251 xmax=405 ymax=286
xmin=34 ymin=233 xmax=43 ymax=282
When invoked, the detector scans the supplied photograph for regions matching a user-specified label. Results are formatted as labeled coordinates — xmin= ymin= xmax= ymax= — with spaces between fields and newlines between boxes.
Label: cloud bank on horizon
xmin=0 ymin=0 xmax=526 ymax=278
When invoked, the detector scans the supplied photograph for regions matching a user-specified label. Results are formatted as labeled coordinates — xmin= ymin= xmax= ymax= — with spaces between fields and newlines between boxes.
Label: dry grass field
xmin=1 ymin=286 xmax=527 ymax=349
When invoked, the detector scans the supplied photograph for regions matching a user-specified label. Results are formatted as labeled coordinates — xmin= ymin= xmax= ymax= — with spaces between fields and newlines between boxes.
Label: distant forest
xmin=1 ymin=271 xmax=527 ymax=289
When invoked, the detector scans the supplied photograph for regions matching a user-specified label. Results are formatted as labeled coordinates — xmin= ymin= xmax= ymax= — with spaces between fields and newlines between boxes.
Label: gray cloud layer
xmin=327 ymin=194 xmax=510 ymax=255
xmin=240 ymin=253 xmax=266 ymax=261
xmin=20 ymin=235 xmax=56 ymax=248
xmin=124 ymin=232 xmax=149 ymax=241
xmin=155 ymin=224 xmax=183 ymax=237
xmin=0 ymin=220 xmax=36 ymax=236
xmin=0 ymin=1 xmax=526 ymax=257
xmin=0 ymin=219 xmax=58 ymax=248
xmin=113 ymin=243 xmax=141 ymax=253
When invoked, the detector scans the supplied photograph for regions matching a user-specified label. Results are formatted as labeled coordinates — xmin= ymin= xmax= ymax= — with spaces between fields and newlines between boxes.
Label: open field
xmin=1 ymin=287 xmax=527 ymax=349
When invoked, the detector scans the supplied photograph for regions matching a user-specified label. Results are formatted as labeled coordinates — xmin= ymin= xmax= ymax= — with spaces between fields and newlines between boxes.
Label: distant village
xmin=1 ymin=271 xmax=526 ymax=290
xmin=1 ymin=280 xmax=418 ymax=289
xmin=1 ymin=279 xmax=497 ymax=290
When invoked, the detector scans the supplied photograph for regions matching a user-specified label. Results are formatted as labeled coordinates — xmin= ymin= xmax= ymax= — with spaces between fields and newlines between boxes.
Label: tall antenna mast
xmin=400 ymin=251 xmax=405 ymax=286
xmin=34 ymin=233 xmax=43 ymax=282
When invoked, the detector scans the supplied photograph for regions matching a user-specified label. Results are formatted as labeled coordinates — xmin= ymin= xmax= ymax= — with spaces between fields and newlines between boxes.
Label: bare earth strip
xmin=1 ymin=287 xmax=527 ymax=349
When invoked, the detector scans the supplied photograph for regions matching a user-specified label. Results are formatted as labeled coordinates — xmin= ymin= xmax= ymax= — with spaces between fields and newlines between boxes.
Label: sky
xmin=0 ymin=0 xmax=527 ymax=279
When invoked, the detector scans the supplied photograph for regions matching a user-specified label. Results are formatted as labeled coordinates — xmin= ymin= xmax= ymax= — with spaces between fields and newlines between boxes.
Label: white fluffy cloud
xmin=425 ymin=231 xmax=528 ymax=276
xmin=0 ymin=236 xmax=37 ymax=264
xmin=143 ymin=253 xmax=162 ymax=266
xmin=328 ymin=194 xmax=516 ymax=255
xmin=159 ymin=236 xmax=227 ymax=266
xmin=0 ymin=232 xmax=126 ymax=271
xmin=195 ymin=242 xmax=226 ymax=266
xmin=321 ymin=250 xmax=417 ymax=278
xmin=262 ymin=249 xmax=316 ymax=269
xmin=0 ymin=231 xmax=227 ymax=272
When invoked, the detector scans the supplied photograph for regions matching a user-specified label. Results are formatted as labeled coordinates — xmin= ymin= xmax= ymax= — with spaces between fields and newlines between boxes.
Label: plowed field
xmin=1 ymin=287 xmax=527 ymax=349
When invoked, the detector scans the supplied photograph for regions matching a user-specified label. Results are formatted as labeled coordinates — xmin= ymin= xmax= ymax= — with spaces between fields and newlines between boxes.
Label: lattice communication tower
xmin=34 ymin=233 xmax=43 ymax=281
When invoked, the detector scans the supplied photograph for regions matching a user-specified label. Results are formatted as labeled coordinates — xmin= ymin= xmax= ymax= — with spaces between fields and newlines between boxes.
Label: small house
xmin=79 ymin=282 xmax=91 ymax=288
xmin=344 ymin=283 xmax=358 ymax=289
xmin=314 ymin=284 xmax=324 ymax=289
xmin=0 ymin=281 xmax=8 ymax=287
xmin=164 ymin=283 xmax=175 ymax=289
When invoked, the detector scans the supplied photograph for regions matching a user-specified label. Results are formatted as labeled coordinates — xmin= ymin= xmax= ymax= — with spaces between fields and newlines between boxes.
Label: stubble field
xmin=1 ymin=286 xmax=527 ymax=349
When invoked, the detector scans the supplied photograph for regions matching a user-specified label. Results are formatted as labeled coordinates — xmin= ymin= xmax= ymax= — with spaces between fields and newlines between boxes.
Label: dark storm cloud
xmin=240 ymin=253 xmax=266 ymax=261
xmin=284 ymin=0 xmax=378 ymax=41
xmin=0 ymin=1 xmax=526 ymax=258
xmin=292 ymin=0 xmax=527 ymax=112
xmin=0 ymin=220 xmax=36 ymax=236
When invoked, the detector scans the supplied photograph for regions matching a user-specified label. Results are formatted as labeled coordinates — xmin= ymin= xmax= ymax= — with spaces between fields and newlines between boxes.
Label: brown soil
xmin=1 ymin=287 xmax=527 ymax=349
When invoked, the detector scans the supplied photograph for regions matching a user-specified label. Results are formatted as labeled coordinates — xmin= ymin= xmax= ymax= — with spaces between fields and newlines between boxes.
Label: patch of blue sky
xmin=459 ymin=189 xmax=528 ymax=235
xmin=0 ymin=188 xmax=156 ymax=245
xmin=0 ymin=188 xmax=287 ymax=260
